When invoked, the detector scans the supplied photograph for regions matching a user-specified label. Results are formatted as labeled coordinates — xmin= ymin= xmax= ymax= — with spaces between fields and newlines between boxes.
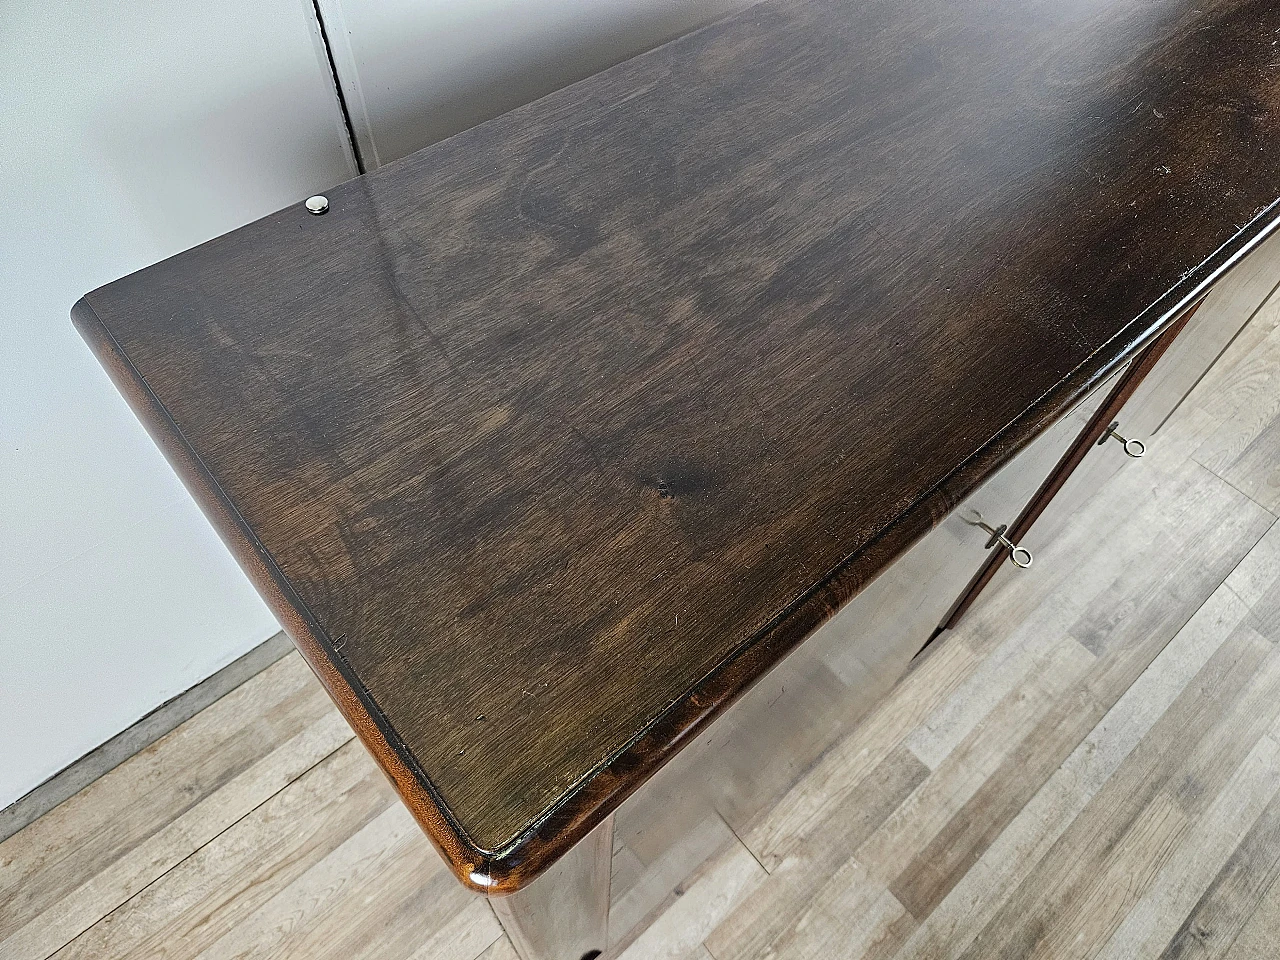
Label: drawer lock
xmin=965 ymin=510 xmax=1033 ymax=568
xmin=1097 ymin=421 xmax=1146 ymax=458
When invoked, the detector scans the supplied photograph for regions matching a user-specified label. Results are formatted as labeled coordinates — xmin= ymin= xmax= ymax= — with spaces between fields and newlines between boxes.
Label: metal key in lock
xmin=963 ymin=509 xmax=1033 ymax=568
xmin=1097 ymin=421 xmax=1146 ymax=458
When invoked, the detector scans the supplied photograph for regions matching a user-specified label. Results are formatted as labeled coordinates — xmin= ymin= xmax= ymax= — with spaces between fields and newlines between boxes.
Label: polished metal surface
xmin=613 ymin=400 xmax=1092 ymax=894
xmin=72 ymin=0 xmax=1280 ymax=891
xmin=304 ymin=195 xmax=329 ymax=215
xmin=587 ymin=193 xmax=1276 ymax=949
xmin=490 ymin=817 xmax=613 ymax=960
xmin=968 ymin=252 xmax=1272 ymax=614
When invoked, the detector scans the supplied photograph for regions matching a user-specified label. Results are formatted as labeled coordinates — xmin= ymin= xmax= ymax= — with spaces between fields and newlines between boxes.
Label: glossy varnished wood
xmin=74 ymin=0 xmax=1280 ymax=890
xmin=12 ymin=277 xmax=1280 ymax=959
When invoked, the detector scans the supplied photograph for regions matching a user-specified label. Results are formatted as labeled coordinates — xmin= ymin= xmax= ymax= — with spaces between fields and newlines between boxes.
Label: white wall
xmin=317 ymin=0 xmax=754 ymax=167
xmin=0 ymin=0 xmax=356 ymax=808
xmin=1 ymin=0 xmax=750 ymax=812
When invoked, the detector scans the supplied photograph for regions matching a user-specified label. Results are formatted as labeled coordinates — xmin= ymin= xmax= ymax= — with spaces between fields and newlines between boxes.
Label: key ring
xmin=1097 ymin=421 xmax=1145 ymax=458
xmin=964 ymin=510 xmax=1034 ymax=568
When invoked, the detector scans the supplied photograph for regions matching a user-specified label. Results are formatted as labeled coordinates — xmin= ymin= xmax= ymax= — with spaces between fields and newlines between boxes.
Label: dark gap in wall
xmin=310 ymin=0 xmax=367 ymax=174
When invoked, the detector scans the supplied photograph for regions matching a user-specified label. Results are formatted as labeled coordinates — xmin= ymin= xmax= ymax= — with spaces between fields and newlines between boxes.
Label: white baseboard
xmin=0 ymin=631 xmax=294 ymax=843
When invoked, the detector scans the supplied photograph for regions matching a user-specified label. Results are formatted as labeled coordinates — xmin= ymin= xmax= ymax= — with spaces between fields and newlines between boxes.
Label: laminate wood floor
xmin=4 ymin=292 xmax=1280 ymax=960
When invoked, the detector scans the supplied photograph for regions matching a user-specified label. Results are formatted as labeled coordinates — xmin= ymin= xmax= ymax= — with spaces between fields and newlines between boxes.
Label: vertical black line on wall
xmin=310 ymin=0 xmax=367 ymax=174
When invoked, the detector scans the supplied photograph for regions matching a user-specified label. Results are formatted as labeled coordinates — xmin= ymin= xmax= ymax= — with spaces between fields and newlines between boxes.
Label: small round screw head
xmin=305 ymin=195 xmax=329 ymax=215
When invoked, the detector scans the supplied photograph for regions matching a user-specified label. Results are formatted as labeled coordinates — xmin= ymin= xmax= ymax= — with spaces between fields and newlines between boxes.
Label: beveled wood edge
xmin=69 ymin=297 xmax=505 ymax=893
xmin=71 ymin=201 xmax=1280 ymax=893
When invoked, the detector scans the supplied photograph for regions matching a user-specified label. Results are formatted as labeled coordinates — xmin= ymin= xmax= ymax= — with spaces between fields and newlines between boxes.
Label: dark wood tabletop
xmin=74 ymin=0 xmax=1280 ymax=892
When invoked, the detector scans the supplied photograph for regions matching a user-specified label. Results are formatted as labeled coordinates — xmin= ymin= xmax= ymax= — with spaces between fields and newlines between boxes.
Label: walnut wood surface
xmin=74 ymin=0 xmax=1280 ymax=891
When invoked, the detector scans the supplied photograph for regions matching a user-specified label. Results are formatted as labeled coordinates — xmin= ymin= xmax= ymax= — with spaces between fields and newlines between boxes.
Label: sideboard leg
xmin=490 ymin=816 xmax=613 ymax=960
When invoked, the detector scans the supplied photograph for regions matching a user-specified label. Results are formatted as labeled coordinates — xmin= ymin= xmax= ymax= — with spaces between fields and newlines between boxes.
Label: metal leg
xmin=490 ymin=816 xmax=613 ymax=960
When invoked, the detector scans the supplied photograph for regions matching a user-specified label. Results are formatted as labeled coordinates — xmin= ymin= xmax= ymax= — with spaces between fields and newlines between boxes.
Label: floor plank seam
xmin=899 ymin=548 xmax=1269 ymax=954
xmin=13 ymin=278 xmax=1280 ymax=960
xmin=39 ymin=734 xmax=358 ymax=960
xmin=1154 ymin=273 xmax=1280 ymax=435
xmin=1220 ymin=579 xmax=1279 ymax=641
xmin=1099 ymin=506 xmax=1277 ymax=712
xmin=0 ymin=633 xmax=295 ymax=846
xmin=1188 ymin=458 xmax=1280 ymax=519
xmin=718 ymin=813 xmax=772 ymax=878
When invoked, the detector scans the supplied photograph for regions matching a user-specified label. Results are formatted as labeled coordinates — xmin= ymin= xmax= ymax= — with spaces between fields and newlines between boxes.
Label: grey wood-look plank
xmin=77 ymin=0 xmax=1280 ymax=890
xmin=0 ymin=654 xmax=352 ymax=960
xmin=613 ymin=839 xmax=765 ymax=960
xmin=742 ymin=637 xmax=983 ymax=871
xmin=1095 ymin=729 xmax=1280 ymax=960
xmin=47 ymin=741 xmax=393 ymax=960
xmin=1159 ymin=788 xmax=1280 ymax=960
xmin=859 ymin=635 xmax=1095 ymax=887
xmin=957 ymin=617 xmax=1280 ymax=960
xmin=705 ymin=746 xmax=927 ymax=960
xmin=890 ymin=579 xmax=1257 ymax=960
xmin=1220 ymin=853 xmax=1280 ymax=960
xmin=889 ymin=459 xmax=1274 ymax=920
xmin=1190 ymin=295 xmax=1280 ymax=516
xmin=751 ymin=859 xmax=910 ymax=960
xmin=0 ymin=632 xmax=294 ymax=846
xmin=1222 ymin=524 xmax=1280 ymax=620
xmin=1209 ymin=416 xmax=1280 ymax=515
xmin=475 ymin=935 xmax=521 ymax=960
xmin=1192 ymin=311 xmax=1280 ymax=434
xmin=903 ymin=626 xmax=1094 ymax=773
xmin=191 ymin=804 xmax=499 ymax=960
xmin=608 ymin=813 xmax=737 ymax=952
xmin=10 ymin=262 xmax=1280 ymax=960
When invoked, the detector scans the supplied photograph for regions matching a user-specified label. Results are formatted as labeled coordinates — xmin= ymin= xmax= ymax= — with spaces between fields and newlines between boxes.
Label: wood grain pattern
xmin=613 ymin=840 xmax=765 ymax=960
xmin=861 ymin=636 xmax=1095 ymax=884
xmin=45 ymin=740 xmax=396 ymax=960
xmin=0 ymin=655 xmax=352 ymax=960
xmin=958 ymin=619 xmax=1280 ymax=959
xmin=1160 ymin=790 xmax=1280 ymax=960
xmin=705 ymin=745 xmax=927 ymax=960
xmin=889 ymin=530 xmax=1269 ymax=960
xmin=1094 ymin=728 xmax=1280 ymax=959
xmin=72 ymin=0 xmax=1280 ymax=889
xmin=742 ymin=634 xmax=982 ymax=871
xmin=1192 ymin=311 xmax=1280 ymax=514
xmin=10 ymin=290 xmax=1280 ymax=960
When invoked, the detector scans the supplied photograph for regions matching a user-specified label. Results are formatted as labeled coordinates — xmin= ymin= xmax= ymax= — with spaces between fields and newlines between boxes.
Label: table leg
xmin=490 ymin=816 xmax=613 ymax=960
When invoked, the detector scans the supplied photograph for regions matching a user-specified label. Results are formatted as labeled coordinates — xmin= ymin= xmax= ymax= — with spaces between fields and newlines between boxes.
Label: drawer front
xmin=1009 ymin=363 xmax=1131 ymax=547
xmin=1038 ymin=235 xmax=1280 ymax=541
xmin=960 ymin=229 xmax=1280 ymax=615
xmin=942 ymin=308 xmax=1194 ymax=632
xmin=1125 ymin=226 xmax=1280 ymax=436
xmin=813 ymin=398 xmax=1101 ymax=690
xmin=613 ymin=386 xmax=1091 ymax=873
xmin=614 ymin=238 xmax=1280 ymax=894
